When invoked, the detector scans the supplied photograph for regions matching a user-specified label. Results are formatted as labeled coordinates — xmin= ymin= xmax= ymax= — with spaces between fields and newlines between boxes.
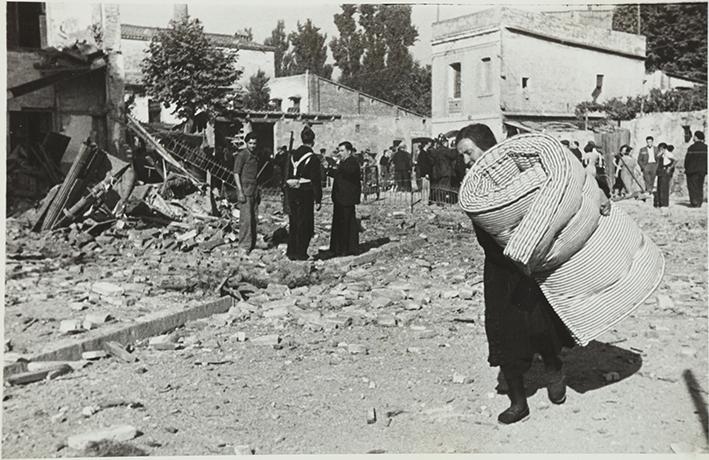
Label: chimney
xmin=173 ymin=4 xmax=188 ymax=22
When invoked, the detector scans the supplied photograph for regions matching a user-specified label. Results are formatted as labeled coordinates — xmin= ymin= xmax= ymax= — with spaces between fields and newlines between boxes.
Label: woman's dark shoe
xmin=497 ymin=403 xmax=530 ymax=424
xmin=547 ymin=372 xmax=567 ymax=404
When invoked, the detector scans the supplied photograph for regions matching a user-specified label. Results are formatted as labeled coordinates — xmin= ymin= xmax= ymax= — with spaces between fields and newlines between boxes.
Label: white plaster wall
xmin=501 ymin=30 xmax=645 ymax=114
xmin=270 ymin=75 xmax=309 ymax=112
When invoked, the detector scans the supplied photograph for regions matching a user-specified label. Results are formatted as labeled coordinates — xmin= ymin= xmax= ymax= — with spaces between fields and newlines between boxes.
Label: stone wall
xmin=274 ymin=115 xmax=430 ymax=156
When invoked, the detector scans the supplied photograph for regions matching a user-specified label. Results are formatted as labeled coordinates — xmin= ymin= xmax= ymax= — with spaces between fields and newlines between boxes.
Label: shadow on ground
xmin=496 ymin=340 xmax=643 ymax=397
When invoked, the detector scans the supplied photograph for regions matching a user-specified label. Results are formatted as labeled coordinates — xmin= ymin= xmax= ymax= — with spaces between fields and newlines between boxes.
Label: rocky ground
xmin=3 ymin=192 xmax=708 ymax=456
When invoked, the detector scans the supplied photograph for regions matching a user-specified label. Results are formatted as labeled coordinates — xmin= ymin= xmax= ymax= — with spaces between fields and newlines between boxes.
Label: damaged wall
xmin=274 ymin=116 xmax=430 ymax=155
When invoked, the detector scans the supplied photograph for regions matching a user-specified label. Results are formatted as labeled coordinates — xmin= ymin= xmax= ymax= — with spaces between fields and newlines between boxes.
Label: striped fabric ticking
xmin=459 ymin=133 xmax=665 ymax=346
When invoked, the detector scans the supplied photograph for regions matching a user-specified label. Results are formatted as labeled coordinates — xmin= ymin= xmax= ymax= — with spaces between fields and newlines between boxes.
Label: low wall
xmin=275 ymin=115 xmax=430 ymax=155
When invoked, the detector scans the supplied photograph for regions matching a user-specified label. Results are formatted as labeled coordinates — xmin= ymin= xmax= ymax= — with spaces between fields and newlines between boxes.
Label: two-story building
xmin=269 ymin=72 xmax=429 ymax=155
xmin=430 ymin=7 xmax=647 ymax=139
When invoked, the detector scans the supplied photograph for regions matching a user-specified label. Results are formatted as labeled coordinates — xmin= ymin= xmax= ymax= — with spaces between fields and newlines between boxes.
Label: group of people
xmin=558 ymin=132 xmax=707 ymax=209
xmin=416 ymin=134 xmax=469 ymax=202
xmin=232 ymin=127 xmax=362 ymax=261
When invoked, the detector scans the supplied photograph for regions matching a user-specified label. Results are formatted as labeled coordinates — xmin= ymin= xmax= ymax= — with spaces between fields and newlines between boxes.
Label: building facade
xmin=270 ymin=72 xmax=430 ymax=154
xmin=431 ymin=7 xmax=646 ymax=139
xmin=121 ymin=24 xmax=275 ymax=125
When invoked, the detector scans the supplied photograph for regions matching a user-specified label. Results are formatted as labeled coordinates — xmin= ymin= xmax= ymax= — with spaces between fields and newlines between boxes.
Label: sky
xmin=118 ymin=1 xmax=610 ymax=66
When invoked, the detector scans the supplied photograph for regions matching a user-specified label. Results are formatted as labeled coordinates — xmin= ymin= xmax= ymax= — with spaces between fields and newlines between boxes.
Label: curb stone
xmin=3 ymin=296 xmax=233 ymax=379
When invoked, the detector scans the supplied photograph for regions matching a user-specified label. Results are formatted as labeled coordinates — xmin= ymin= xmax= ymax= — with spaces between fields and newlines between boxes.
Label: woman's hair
xmin=658 ymin=142 xmax=668 ymax=150
xmin=667 ymin=144 xmax=675 ymax=152
xmin=454 ymin=124 xmax=497 ymax=151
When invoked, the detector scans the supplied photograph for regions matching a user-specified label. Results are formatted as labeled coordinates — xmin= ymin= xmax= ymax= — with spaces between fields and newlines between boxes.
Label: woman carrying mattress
xmin=454 ymin=124 xmax=610 ymax=425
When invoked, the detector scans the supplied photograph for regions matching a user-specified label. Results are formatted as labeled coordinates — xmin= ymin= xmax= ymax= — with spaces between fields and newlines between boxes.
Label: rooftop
xmin=432 ymin=7 xmax=646 ymax=59
xmin=121 ymin=24 xmax=276 ymax=53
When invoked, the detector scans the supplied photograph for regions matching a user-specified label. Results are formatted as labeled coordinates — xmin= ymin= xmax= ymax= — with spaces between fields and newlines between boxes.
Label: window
xmin=480 ymin=57 xmax=492 ymax=95
xmin=355 ymin=124 xmax=361 ymax=133
xmin=522 ymin=77 xmax=529 ymax=89
xmin=596 ymin=74 xmax=604 ymax=90
xmin=148 ymin=100 xmax=161 ymax=124
xmin=270 ymin=98 xmax=282 ymax=111
xmin=449 ymin=62 xmax=462 ymax=99
xmin=7 ymin=2 xmax=44 ymax=49
xmin=288 ymin=96 xmax=301 ymax=113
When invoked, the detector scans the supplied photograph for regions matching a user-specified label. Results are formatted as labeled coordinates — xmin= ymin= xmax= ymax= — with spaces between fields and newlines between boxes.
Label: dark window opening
xmin=449 ymin=62 xmax=461 ymax=99
xmin=596 ymin=74 xmax=604 ymax=90
xmin=7 ymin=2 xmax=44 ymax=49
xmin=522 ymin=77 xmax=529 ymax=89
xmin=148 ymin=100 xmax=161 ymax=124
xmin=8 ymin=110 xmax=54 ymax=152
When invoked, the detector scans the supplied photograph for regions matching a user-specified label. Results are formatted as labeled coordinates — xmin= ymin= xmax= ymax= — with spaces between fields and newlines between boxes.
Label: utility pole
xmin=636 ymin=3 xmax=641 ymax=34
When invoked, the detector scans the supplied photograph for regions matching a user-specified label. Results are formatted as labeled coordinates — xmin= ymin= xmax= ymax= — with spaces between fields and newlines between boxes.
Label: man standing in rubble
xmin=285 ymin=126 xmax=322 ymax=260
xmin=233 ymin=132 xmax=260 ymax=254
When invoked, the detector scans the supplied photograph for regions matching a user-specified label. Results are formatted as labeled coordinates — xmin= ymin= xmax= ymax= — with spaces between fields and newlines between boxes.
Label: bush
xmin=576 ymin=85 xmax=707 ymax=122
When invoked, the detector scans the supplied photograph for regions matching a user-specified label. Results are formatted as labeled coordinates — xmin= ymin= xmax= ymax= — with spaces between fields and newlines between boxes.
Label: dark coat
xmin=286 ymin=145 xmax=323 ymax=204
xmin=431 ymin=146 xmax=457 ymax=180
xmin=391 ymin=149 xmax=412 ymax=171
xmin=684 ymin=141 xmax=707 ymax=175
xmin=330 ymin=155 xmax=361 ymax=206
xmin=417 ymin=149 xmax=433 ymax=178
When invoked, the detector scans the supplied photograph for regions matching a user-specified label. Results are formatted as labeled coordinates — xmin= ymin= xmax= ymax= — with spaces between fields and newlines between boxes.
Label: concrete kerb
xmin=3 ymin=296 xmax=234 ymax=379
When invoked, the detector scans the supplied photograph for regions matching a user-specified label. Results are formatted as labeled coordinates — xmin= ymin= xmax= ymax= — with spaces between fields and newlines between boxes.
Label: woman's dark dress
xmin=475 ymin=224 xmax=575 ymax=374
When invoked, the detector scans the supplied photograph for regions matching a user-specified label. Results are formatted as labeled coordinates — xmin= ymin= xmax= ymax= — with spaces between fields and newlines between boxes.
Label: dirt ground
xmin=3 ymin=195 xmax=708 ymax=456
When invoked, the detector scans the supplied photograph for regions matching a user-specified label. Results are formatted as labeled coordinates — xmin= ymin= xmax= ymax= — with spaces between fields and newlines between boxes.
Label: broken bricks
xmin=66 ymin=425 xmax=139 ymax=451
xmin=7 ymin=363 xmax=73 ymax=385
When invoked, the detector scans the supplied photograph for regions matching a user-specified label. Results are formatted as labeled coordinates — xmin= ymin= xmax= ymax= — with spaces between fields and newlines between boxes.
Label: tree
xmin=264 ymin=20 xmax=289 ymax=77
xmin=285 ymin=19 xmax=333 ymax=79
xmin=330 ymin=4 xmax=429 ymax=115
xmin=141 ymin=16 xmax=241 ymax=121
xmin=243 ymin=70 xmax=271 ymax=110
xmin=613 ymin=3 xmax=707 ymax=81
xmin=330 ymin=5 xmax=363 ymax=87
xmin=242 ymin=27 xmax=254 ymax=42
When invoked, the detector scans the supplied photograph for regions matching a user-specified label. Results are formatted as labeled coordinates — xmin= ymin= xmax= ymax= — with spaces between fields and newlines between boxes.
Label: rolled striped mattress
xmin=459 ymin=133 xmax=664 ymax=346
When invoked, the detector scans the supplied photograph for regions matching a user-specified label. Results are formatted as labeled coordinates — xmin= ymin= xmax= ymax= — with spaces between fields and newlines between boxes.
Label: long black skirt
xmin=330 ymin=204 xmax=359 ymax=256
xmin=484 ymin=257 xmax=575 ymax=375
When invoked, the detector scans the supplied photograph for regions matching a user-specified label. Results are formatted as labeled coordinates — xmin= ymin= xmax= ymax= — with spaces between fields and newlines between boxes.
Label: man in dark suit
xmin=391 ymin=144 xmax=412 ymax=192
xmin=684 ymin=130 xmax=707 ymax=207
xmin=638 ymin=135 xmax=658 ymax=193
xmin=327 ymin=141 xmax=362 ymax=256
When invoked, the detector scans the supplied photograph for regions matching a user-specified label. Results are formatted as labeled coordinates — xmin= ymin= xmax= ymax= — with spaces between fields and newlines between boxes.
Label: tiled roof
xmin=121 ymin=24 xmax=275 ymax=52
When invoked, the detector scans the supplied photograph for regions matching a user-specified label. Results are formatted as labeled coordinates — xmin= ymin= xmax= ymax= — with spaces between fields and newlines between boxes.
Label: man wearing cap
xmin=638 ymin=135 xmax=658 ymax=194
xmin=285 ymin=126 xmax=322 ymax=260
xmin=684 ymin=130 xmax=707 ymax=207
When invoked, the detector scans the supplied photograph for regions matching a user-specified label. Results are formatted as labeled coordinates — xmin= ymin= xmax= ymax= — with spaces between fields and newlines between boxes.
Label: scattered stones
xmin=82 ymin=350 xmax=108 ymax=361
xmin=7 ymin=364 xmax=73 ymax=385
xmin=234 ymin=332 xmax=247 ymax=342
xmin=656 ymin=294 xmax=675 ymax=310
xmin=348 ymin=344 xmax=368 ymax=355
xmin=165 ymin=427 xmax=179 ymax=434
xmin=59 ymin=320 xmax=83 ymax=335
xmin=251 ymin=334 xmax=281 ymax=346
xmin=90 ymin=282 xmax=125 ymax=297
xmin=376 ymin=315 xmax=398 ymax=327
xmin=67 ymin=425 xmax=138 ymax=451
xmin=149 ymin=334 xmax=178 ymax=351
xmin=367 ymin=407 xmax=377 ymax=424
xmin=81 ymin=405 xmax=101 ymax=417
xmin=233 ymin=445 xmax=255 ymax=455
